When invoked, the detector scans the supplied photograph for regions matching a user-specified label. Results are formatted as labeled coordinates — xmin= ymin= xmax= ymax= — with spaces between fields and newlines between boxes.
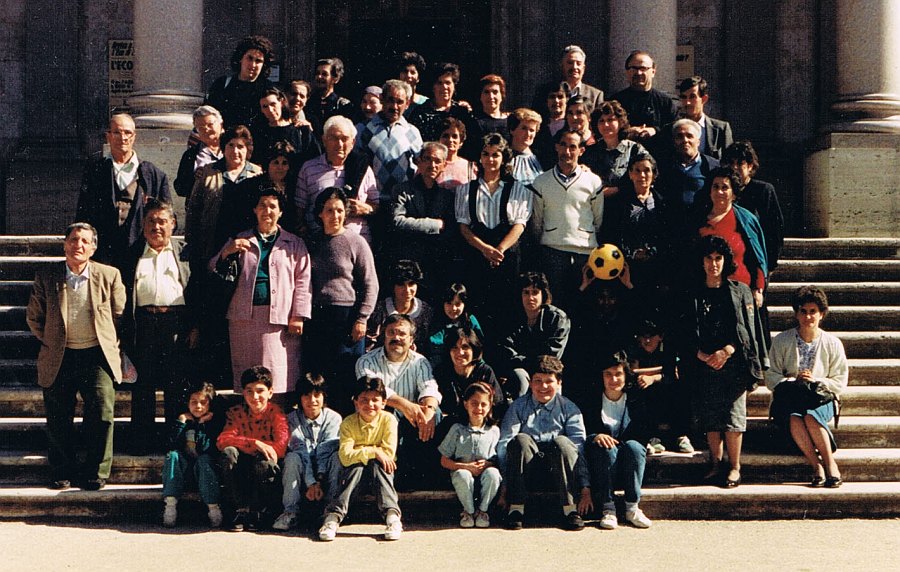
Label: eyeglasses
xmin=627 ymin=66 xmax=652 ymax=72
xmin=108 ymin=130 xmax=135 ymax=139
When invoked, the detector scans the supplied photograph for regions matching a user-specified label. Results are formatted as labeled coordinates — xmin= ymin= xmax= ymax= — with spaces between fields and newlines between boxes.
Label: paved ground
xmin=2 ymin=518 xmax=899 ymax=571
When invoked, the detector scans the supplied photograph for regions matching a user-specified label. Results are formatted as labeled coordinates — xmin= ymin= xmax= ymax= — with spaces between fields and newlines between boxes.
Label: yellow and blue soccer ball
xmin=587 ymin=243 xmax=625 ymax=280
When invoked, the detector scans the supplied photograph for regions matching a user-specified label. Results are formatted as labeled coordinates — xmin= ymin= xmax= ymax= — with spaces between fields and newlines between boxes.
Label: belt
xmin=137 ymin=305 xmax=185 ymax=314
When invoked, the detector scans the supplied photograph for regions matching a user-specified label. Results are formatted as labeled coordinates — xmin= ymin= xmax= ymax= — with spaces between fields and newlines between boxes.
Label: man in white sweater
xmin=529 ymin=129 xmax=604 ymax=311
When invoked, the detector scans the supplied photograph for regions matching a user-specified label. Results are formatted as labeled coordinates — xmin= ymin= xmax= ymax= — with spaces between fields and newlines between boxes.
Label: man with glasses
xmin=76 ymin=113 xmax=171 ymax=265
xmin=611 ymin=51 xmax=678 ymax=142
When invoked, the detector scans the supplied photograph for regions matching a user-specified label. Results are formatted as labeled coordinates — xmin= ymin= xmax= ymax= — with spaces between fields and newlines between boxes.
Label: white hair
xmin=193 ymin=105 xmax=223 ymax=123
xmin=672 ymin=118 xmax=701 ymax=138
xmin=323 ymin=115 xmax=357 ymax=139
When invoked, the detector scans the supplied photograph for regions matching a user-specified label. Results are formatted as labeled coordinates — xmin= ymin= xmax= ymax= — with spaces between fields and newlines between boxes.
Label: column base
xmin=128 ymin=92 xmax=204 ymax=129
xmin=126 ymin=127 xmax=193 ymax=231
xmin=803 ymin=132 xmax=900 ymax=237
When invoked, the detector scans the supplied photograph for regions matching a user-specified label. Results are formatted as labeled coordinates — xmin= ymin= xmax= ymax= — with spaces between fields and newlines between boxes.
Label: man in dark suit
xmin=76 ymin=113 xmax=171 ymax=265
xmin=532 ymin=45 xmax=604 ymax=117
xmin=26 ymin=222 xmax=126 ymax=491
xmin=655 ymin=76 xmax=734 ymax=161
xmin=119 ymin=199 xmax=195 ymax=454
xmin=657 ymin=118 xmax=720 ymax=222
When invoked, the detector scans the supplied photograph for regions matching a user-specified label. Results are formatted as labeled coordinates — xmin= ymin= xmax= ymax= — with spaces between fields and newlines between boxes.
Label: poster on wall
xmin=109 ymin=40 xmax=134 ymax=112
xmin=676 ymin=44 xmax=695 ymax=82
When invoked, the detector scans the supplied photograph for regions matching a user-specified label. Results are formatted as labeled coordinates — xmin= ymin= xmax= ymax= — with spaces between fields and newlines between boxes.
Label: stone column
xmin=804 ymin=0 xmax=900 ymax=237
xmin=829 ymin=0 xmax=900 ymax=133
xmin=607 ymin=0 xmax=677 ymax=94
xmin=127 ymin=0 xmax=204 ymax=129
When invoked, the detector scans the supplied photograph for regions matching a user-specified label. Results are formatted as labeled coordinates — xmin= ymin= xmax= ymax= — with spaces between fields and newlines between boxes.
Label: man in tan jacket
xmin=26 ymin=222 xmax=126 ymax=490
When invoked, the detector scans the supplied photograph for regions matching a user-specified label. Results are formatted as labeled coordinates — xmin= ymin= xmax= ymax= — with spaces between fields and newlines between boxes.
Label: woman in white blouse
xmin=766 ymin=286 xmax=848 ymax=488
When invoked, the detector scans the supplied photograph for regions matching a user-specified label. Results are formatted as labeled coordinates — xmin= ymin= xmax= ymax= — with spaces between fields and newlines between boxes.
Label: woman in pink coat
xmin=211 ymin=187 xmax=311 ymax=404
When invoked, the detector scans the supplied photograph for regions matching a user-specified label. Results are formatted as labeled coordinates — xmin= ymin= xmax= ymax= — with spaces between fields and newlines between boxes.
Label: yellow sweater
xmin=338 ymin=410 xmax=398 ymax=467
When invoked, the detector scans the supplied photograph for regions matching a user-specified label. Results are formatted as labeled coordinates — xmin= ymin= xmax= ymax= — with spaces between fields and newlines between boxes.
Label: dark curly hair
xmin=230 ymin=35 xmax=275 ymax=79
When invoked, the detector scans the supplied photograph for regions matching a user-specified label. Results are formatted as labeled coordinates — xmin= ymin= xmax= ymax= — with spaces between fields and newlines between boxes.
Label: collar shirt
xmin=65 ymin=263 xmax=91 ymax=291
xmin=287 ymin=408 xmax=342 ymax=486
xmin=454 ymin=178 xmax=533 ymax=228
xmin=679 ymin=152 xmax=702 ymax=171
xmin=499 ymin=393 xmax=586 ymax=454
xmin=113 ymin=152 xmax=140 ymax=190
xmin=510 ymin=152 xmax=544 ymax=185
xmin=438 ymin=422 xmax=500 ymax=463
xmin=355 ymin=346 xmax=442 ymax=410
xmin=134 ymin=242 xmax=185 ymax=307
xmin=195 ymin=145 xmax=223 ymax=172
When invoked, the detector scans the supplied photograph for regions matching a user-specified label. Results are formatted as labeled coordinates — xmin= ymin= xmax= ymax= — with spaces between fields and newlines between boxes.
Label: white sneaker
xmin=599 ymin=512 xmax=618 ymax=530
xmin=676 ymin=435 xmax=695 ymax=453
xmin=647 ymin=437 xmax=666 ymax=454
xmin=625 ymin=508 xmax=652 ymax=529
xmin=384 ymin=517 xmax=403 ymax=540
xmin=272 ymin=511 xmax=298 ymax=531
xmin=459 ymin=512 xmax=475 ymax=528
xmin=474 ymin=510 xmax=490 ymax=528
xmin=207 ymin=504 xmax=223 ymax=528
xmin=318 ymin=517 xmax=339 ymax=541
xmin=162 ymin=498 xmax=177 ymax=528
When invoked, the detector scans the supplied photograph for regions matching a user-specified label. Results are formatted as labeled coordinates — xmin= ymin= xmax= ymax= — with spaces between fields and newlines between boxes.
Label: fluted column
xmin=607 ymin=0 xmax=677 ymax=94
xmin=829 ymin=0 xmax=900 ymax=132
xmin=127 ymin=0 xmax=204 ymax=128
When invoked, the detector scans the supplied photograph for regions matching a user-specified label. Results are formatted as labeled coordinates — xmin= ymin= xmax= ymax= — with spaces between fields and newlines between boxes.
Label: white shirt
xmin=134 ymin=242 xmax=185 ymax=307
xmin=65 ymin=263 xmax=90 ymax=292
xmin=600 ymin=393 xmax=630 ymax=439
xmin=113 ymin=152 xmax=140 ymax=190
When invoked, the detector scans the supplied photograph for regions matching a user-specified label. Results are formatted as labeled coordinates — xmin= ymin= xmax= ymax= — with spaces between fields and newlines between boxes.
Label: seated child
xmin=367 ymin=259 xmax=433 ymax=351
xmin=273 ymin=373 xmax=343 ymax=531
xmin=439 ymin=381 xmax=501 ymax=528
xmin=319 ymin=376 xmax=403 ymax=541
xmin=217 ymin=365 xmax=289 ymax=532
xmin=629 ymin=319 xmax=694 ymax=453
xmin=161 ymin=381 xmax=225 ymax=528
xmin=497 ymin=355 xmax=589 ymax=531
xmin=582 ymin=351 xmax=653 ymax=529
xmin=428 ymin=282 xmax=485 ymax=369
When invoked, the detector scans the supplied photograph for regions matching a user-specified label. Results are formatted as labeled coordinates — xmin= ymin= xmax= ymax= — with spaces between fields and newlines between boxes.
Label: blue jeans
xmin=281 ymin=450 xmax=340 ymax=513
xmin=162 ymin=450 xmax=220 ymax=505
xmin=451 ymin=467 xmax=501 ymax=514
xmin=586 ymin=439 xmax=646 ymax=510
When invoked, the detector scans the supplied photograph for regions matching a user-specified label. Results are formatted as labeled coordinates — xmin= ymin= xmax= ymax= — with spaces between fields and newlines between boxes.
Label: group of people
xmin=25 ymin=36 xmax=850 ymax=537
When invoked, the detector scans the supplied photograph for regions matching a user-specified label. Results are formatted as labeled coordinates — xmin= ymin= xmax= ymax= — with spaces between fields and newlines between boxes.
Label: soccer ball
xmin=587 ymin=243 xmax=625 ymax=280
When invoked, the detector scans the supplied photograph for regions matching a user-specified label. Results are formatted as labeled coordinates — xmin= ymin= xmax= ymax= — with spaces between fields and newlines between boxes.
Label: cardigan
xmin=765 ymin=328 xmax=848 ymax=396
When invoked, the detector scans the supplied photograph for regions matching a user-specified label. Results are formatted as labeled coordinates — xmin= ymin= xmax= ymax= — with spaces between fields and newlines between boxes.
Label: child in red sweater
xmin=217 ymin=365 xmax=289 ymax=531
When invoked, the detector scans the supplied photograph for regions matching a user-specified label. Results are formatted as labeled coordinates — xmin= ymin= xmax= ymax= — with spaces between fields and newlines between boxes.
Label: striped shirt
xmin=355 ymin=347 xmax=441 ymax=410
xmin=454 ymin=178 xmax=533 ymax=228
xmin=295 ymin=154 xmax=379 ymax=241
xmin=509 ymin=152 xmax=544 ymax=186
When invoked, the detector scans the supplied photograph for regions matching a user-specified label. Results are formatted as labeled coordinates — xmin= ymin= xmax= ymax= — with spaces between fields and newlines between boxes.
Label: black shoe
xmin=563 ymin=511 xmax=585 ymax=531
xmin=824 ymin=476 xmax=843 ymax=488
xmin=82 ymin=478 xmax=106 ymax=491
xmin=810 ymin=475 xmax=826 ymax=488
xmin=48 ymin=479 xmax=71 ymax=490
xmin=244 ymin=511 xmax=260 ymax=532
xmin=506 ymin=510 xmax=524 ymax=530
xmin=228 ymin=512 xmax=247 ymax=532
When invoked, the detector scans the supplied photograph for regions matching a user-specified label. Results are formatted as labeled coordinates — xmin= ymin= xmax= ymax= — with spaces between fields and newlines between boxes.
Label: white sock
xmin=509 ymin=504 xmax=525 ymax=515
xmin=563 ymin=503 xmax=577 ymax=516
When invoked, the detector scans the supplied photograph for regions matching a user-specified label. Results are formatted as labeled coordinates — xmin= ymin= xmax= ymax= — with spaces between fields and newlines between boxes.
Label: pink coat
xmin=211 ymin=227 xmax=312 ymax=326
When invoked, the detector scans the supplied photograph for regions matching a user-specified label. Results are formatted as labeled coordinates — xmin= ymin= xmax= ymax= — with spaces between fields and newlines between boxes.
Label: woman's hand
xmin=223 ymin=237 xmax=252 ymax=257
xmin=797 ymin=369 xmax=814 ymax=382
xmin=703 ymin=345 xmax=735 ymax=370
xmin=350 ymin=320 xmax=366 ymax=342
xmin=347 ymin=198 xmax=373 ymax=217
xmin=480 ymin=244 xmax=504 ymax=267
xmin=753 ymin=288 xmax=764 ymax=308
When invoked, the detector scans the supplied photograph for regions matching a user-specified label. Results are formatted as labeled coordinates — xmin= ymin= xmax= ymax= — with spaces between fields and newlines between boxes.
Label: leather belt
xmin=137 ymin=305 xmax=185 ymax=314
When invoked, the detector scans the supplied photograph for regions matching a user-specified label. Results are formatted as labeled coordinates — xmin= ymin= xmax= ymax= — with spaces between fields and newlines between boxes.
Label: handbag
xmin=769 ymin=379 xmax=838 ymax=427
xmin=207 ymin=252 xmax=241 ymax=314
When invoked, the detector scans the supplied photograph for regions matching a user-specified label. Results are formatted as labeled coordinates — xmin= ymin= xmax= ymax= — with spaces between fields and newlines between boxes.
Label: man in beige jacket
xmin=26 ymin=222 xmax=126 ymax=490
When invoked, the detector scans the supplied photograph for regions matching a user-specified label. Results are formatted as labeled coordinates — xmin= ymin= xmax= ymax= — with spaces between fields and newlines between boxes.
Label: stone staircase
xmin=0 ymin=236 xmax=899 ymax=522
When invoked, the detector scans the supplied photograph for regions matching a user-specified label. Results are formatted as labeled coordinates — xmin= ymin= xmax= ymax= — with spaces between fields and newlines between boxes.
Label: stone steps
xmin=766 ymin=282 xmax=900 ymax=306
xmin=768 ymin=307 xmax=900 ymax=332
xmin=3 ymin=448 xmax=899 ymax=487
xmin=1 ymin=482 xmax=898 ymax=521
xmin=774 ymin=260 xmax=900 ymax=282
xmin=778 ymin=238 xmax=900 ymax=260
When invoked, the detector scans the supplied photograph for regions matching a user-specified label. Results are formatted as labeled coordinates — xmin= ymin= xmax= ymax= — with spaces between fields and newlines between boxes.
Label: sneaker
xmin=676 ymin=435 xmax=695 ymax=453
xmin=474 ymin=510 xmax=490 ymax=528
xmin=384 ymin=518 xmax=403 ymax=540
xmin=506 ymin=510 xmax=524 ymax=530
xmin=208 ymin=505 xmax=223 ymax=528
xmin=599 ymin=512 xmax=618 ymax=530
xmin=162 ymin=500 xmax=177 ymax=528
xmin=318 ymin=518 xmax=339 ymax=541
xmin=625 ymin=508 xmax=652 ymax=528
xmin=562 ymin=511 xmax=585 ymax=531
xmin=647 ymin=437 xmax=666 ymax=455
xmin=228 ymin=511 xmax=248 ymax=532
xmin=272 ymin=511 xmax=298 ymax=531
xmin=459 ymin=512 xmax=475 ymax=528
